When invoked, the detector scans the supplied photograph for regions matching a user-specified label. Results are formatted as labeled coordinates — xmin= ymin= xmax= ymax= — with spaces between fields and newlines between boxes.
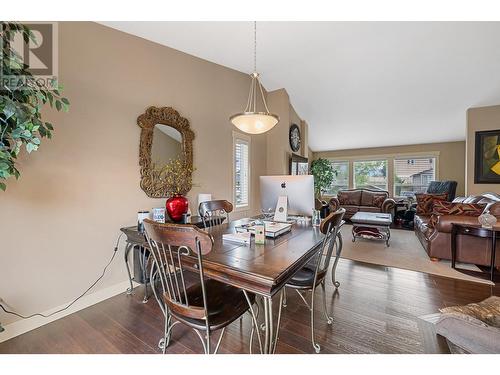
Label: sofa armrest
xmin=436 ymin=314 xmax=500 ymax=354
xmin=435 ymin=215 xmax=481 ymax=233
xmin=381 ymin=198 xmax=396 ymax=213
xmin=328 ymin=197 xmax=340 ymax=212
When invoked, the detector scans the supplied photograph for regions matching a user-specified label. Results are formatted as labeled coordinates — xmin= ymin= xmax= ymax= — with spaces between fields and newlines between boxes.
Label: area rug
xmin=339 ymin=225 xmax=493 ymax=285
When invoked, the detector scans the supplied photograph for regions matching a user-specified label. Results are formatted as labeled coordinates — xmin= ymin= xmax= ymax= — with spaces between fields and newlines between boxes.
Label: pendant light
xmin=230 ymin=21 xmax=279 ymax=134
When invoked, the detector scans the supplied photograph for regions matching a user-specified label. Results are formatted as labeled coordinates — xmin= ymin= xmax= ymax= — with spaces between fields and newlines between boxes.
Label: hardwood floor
xmin=1 ymin=258 xmax=498 ymax=354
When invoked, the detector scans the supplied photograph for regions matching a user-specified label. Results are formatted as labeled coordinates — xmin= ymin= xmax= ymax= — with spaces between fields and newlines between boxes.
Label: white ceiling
xmin=101 ymin=22 xmax=500 ymax=151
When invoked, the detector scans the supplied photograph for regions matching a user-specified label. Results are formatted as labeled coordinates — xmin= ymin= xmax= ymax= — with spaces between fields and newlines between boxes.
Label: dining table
xmin=127 ymin=217 xmax=343 ymax=354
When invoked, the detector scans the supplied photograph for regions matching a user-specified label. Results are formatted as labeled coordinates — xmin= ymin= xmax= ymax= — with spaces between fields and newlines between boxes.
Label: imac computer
xmin=259 ymin=175 xmax=315 ymax=220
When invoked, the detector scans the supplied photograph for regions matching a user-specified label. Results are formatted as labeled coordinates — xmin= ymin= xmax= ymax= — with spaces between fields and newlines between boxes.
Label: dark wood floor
xmin=1 ymin=258 xmax=498 ymax=354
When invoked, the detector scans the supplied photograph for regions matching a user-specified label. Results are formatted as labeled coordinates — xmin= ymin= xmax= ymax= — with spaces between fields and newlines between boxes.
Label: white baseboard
xmin=0 ymin=279 xmax=140 ymax=343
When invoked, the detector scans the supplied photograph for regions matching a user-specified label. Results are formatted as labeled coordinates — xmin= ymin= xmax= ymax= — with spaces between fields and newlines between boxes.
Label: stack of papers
xmin=222 ymin=232 xmax=251 ymax=245
xmin=235 ymin=221 xmax=292 ymax=238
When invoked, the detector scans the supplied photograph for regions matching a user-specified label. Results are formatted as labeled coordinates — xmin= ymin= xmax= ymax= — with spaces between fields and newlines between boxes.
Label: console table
xmin=451 ymin=223 xmax=499 ymax=283
xmin=120 ymin=215 xmax=225 ymax=303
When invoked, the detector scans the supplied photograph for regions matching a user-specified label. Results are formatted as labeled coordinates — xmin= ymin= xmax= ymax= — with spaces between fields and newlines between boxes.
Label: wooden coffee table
xmin=351 ymin=212 xmax=392 ymax=247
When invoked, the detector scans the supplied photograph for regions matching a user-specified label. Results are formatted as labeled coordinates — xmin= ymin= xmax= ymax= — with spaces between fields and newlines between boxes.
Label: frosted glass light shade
xmin=230 ymin=112 xmax=279 ymax=135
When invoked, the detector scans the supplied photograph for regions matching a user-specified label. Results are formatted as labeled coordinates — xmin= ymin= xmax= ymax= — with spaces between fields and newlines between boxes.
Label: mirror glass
xmin=151 ymin=124 xmax=183 ymax=166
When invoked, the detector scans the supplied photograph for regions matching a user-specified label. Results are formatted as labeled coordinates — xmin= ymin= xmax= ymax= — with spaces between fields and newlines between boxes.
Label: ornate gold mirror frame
xmin=137 ymin=106 xmax=195 ymax=198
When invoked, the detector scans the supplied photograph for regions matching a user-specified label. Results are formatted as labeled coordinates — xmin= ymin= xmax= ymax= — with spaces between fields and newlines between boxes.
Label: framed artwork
xmin=289 ymin=153 xmax=309 ymax=175
xmin=474 ymin=129 xmax=500 ymax=184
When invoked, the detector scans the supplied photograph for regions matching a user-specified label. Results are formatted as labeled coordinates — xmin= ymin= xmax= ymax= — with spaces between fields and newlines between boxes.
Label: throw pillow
xmin=439 ymin=296 xmax=500 ymax=328
xmin=337 ymin=191 xmax=348 ymax=205
xmin=372 ymin=194 xmax=386 ymax=208
xmin=415 ymin=193 xmax=448 ymax=215
xmin=432 ymin=200 xmax=486 ymax=217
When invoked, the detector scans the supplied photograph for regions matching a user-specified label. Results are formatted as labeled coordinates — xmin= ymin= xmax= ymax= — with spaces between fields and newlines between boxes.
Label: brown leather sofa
xmin=328 ymin=188 xmax=396 ymax=220
xmin=415 ymin=192 xmax=500 ymax=266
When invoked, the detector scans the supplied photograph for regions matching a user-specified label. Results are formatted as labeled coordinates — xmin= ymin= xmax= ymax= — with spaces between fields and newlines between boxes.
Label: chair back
xmin=198 ymin=200 xmax=233 ymax=228
xmin=143 ymin=219 xmax=214 ymax=321
xmin=314 ymin=208 xmax=346 ymax=280
xmin=427 ymin=180 xmax=457 ymax=202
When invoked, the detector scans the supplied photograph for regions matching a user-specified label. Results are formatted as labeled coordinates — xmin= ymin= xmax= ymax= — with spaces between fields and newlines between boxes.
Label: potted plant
xmin=0 ymin=22 xmax=69 ymax=191
xmin=310 ymin=158 xmax=335 ymax=217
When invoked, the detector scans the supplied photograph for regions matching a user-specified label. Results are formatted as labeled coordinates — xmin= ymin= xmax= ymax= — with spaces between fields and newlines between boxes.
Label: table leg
xmin=140 ymin=247 xmax=149 ymax=303
xmin=451 ymin=226 xmax=457 ymax=269
xmin=491 ymin=232 xmax=496 ymax=282
xmin=261 ymin=291 xmax=285 ymax=354
xmin=124 ymin=243 xmax=134 ymax=295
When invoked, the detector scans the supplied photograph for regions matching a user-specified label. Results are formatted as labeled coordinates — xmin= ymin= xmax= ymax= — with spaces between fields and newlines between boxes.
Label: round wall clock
xmin=289 ymin=124 xmax=301 ymax=152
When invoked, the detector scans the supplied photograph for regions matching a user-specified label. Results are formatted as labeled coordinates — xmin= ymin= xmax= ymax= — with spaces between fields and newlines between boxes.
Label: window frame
xmin=393 ymin=156 xmax=437 ymax=198
xmin=232 ymin=131 xmax=251 ymax=211
xmin=352 ymin=158 xmax=389 ymax=191
xmin=326 ymin=159 xmax=350 ymax=195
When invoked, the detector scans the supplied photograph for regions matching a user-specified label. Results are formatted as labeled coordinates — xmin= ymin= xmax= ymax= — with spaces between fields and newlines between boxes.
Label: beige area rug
xmin=339 ymin=225 xmax=494 ymax=285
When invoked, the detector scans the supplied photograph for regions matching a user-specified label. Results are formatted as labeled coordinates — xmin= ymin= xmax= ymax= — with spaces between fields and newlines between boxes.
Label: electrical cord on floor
xmin=0 ymin=233 xmax=124 ymax=321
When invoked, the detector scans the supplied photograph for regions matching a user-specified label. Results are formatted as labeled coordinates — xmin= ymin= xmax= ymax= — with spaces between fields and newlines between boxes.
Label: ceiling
xmin=101 ymin=22 xmax=500 ymax=152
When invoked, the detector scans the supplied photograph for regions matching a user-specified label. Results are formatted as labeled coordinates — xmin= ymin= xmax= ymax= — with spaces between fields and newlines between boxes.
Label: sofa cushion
xmin=432 ymin=200 xmax=486 ymax=217
xmin=338 ymin=191 xmax=361 ymax=206
xmin=342 ymin=205 xmax=359 ymax=216
xmin=415 ymin=193 xmax=448 ymax=215
xmin=372 ymin=194 xmax=386 ymax=208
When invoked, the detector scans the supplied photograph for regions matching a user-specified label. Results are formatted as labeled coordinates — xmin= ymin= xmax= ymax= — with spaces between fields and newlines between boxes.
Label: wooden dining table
xmin=125 ymin=217 xmax=339 ymax=354
xmin=184 ymin=218 xmax=328 ymax=353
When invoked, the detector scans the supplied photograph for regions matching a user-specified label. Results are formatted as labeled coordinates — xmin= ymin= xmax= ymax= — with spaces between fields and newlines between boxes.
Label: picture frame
xmin=289 ymin=153 xmax=309 ymax=175
xmin=474 ymin=129 xmax=500 ymax=184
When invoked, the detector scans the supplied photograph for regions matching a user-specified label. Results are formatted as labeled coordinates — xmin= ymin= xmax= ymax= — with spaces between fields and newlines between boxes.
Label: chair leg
xmin=213 ymin=327 xmax=226 ymax=354
xmin=321 ymin=281 xmax=333 ymax=325
xmin=310 ymin=286 xmax=320 ymax=353
xmin=282 ymin=287 xmax=287 ymax=307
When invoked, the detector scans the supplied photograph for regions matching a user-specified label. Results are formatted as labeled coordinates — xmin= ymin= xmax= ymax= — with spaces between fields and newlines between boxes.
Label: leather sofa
xmin=415 ymin=192 xmax=500 ymax=266
xmin=328 ymin=188 xmax=396 ymax=220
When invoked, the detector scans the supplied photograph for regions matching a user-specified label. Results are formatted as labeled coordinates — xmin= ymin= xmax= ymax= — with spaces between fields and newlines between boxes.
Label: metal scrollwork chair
xmin=143 ymin=219 xmax=257 ymax=354
xmin=198 ymin=200 xmax=233 ymax=229
xmin=279 ymin=208 xmax=346 ymax=353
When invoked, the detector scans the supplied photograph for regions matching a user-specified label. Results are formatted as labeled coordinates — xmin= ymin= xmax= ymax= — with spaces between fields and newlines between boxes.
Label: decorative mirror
xmin=137 ymin=106 xmax=195 ymax=198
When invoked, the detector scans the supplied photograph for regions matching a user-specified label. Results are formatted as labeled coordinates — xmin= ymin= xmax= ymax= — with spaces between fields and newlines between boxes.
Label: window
xmin=353 ymin=160 xmax=388 ymax=191
xmin=394 ymin=157 xmax=436 ymax=197
xmin=326 ymin=160 xmax=349 ymax=195
xmin=233 ymin=133 xmax=250 ymax=208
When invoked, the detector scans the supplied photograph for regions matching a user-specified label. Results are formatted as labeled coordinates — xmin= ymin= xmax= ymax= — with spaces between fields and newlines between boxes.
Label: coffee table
xmin=351 ymin=212 xmax=392 ymax=246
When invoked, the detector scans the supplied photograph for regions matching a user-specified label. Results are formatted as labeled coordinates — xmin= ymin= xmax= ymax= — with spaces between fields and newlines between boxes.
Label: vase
xmin=166 ymin=194 xmax=189 ymax=222
xmin=478 ymin=210 xmax=497 ymax=229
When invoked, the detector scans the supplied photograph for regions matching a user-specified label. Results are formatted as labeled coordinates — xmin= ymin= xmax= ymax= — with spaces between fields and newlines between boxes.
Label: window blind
xmin=234 ymin=138 xmax=250 ymax=207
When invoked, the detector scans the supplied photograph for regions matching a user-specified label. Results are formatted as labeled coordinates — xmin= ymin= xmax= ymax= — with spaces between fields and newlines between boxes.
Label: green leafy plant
xmin=0 ymin=22 xmax=69 ymax=191
xmin=310 ymin=158 xmax=335 ymax=199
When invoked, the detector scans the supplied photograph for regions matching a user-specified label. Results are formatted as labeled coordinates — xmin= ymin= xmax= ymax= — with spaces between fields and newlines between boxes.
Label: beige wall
xmin=314 ymin=141 xmax=466 ymax=197
xmin=466 ymin=105 xmax=500 ymax=195
xmin=0 ymin=22 xmax=307 ymax=327
xmin=265 ymin=89 xmax=307 ymax=175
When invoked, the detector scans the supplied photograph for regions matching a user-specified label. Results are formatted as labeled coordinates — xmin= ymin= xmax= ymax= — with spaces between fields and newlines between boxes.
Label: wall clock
xmin=289 ymin=124 xmax=301 ymax=152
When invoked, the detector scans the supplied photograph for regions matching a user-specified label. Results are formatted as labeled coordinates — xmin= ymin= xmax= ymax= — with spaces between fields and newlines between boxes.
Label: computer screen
xmin=259 ymin=175 xmax=315 ymax=217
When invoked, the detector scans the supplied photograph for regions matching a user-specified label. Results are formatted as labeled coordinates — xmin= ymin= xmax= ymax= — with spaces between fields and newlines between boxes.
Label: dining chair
xmin=198 ymin=200 xmax=233 ymax=228
xmin=279 ymin=208 xmax=346 ymax=353
xmin=143 ymin=218 xmax=257 ymax=354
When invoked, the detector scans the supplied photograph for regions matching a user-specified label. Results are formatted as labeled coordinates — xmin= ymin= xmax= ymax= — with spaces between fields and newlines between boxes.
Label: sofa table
xmin=451 ymin=223 xmax=499 ymax=283
xmin=120 ymin=215 xmax=226 ymax=303
xmin=351 ymin=212 xmax=392 ymax=247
